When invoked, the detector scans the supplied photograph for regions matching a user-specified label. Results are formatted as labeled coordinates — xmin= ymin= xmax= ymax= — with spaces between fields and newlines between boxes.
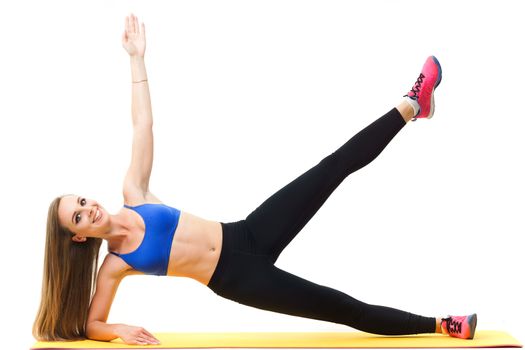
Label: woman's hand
xmin=115 ymin=324 xmax=160 ymax=345
xmin=122 ymin=13 xmax=146 ymax=57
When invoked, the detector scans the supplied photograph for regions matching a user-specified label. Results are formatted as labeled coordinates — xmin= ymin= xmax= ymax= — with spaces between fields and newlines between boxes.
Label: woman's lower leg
xmin=337 ymin=300 xmax=437 ymax=335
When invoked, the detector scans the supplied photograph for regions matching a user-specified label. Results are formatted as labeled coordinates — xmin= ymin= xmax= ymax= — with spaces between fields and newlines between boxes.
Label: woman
xmin=33 ymin=14 xmax=477 ymax=346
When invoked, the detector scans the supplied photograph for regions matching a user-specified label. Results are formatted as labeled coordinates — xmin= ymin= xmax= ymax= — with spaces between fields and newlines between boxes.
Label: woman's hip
xmin=206 ymin=220 xmax=272 ymax=296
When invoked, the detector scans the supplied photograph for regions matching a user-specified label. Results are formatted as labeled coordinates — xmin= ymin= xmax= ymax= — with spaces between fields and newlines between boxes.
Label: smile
xmin=94 ymin=208 xmax=102 ymax=223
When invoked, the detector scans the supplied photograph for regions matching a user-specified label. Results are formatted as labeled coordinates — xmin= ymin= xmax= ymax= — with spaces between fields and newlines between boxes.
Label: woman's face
xmin=57 ymin=195 xmax=109 ymax=241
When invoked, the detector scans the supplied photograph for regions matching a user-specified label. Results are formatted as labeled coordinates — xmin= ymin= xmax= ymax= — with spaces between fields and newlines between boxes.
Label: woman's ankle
xmin=435 ymin=317 xmax=443 ymax=333
xmin=396 ymin=100 xmax=416 ymax=123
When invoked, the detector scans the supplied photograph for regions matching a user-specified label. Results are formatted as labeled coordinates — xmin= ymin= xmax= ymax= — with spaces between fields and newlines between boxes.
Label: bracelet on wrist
xmin=132 ymin=79 xmax=148 ymax=84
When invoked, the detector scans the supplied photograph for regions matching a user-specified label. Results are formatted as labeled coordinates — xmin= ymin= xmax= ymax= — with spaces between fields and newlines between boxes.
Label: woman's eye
xmin=75 ymin=198 xmax=86 ymax=224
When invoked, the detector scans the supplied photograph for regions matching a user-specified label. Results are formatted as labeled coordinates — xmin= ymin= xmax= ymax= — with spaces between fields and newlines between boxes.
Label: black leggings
xmin=207 ymin=108 xmax=436 ymax=335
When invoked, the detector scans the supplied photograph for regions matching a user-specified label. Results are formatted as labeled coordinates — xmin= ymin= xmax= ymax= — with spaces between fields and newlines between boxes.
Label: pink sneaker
xmin=441 ymin=314 xmax=477 ymax=339
xmin=405 ymin=56 xmax=442 ymax=120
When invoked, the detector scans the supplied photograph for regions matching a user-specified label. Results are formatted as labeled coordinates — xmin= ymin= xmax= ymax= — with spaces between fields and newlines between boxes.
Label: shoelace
xmin=408 ymin=73 xmax=425 ymax=99
xmin=404 ymin=73 xmax=425 ymax=122
xmin=442 ymin=317 xmax=462 ymax=334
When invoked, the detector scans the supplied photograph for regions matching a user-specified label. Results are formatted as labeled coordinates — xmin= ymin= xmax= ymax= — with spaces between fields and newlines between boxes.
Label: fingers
xmin=125 ymin=14 xmax=135 ymax=34
xmin=143 ymin=328 xmax=159 ymax=343
xmin=125 ymin=13 xmax=144 ymax=35
xmin=135 ymin=338 xmax=157 ymax=345
xmin=127 ymin=13 xmax=134 ymax=33
xmin=139 ymin=328 xmax=160 ymax=345
xmin=131 ymin=13 xmax=139 ymax=33
xmin=121 ymin=325 xmax=160 ymax=346
xmin=132 ymin=335 xmax=159 ymax=345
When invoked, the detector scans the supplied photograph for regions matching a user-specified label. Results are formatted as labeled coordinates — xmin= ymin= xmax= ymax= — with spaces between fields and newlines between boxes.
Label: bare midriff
xmin=166 ymin=211 xmax=223 ymax=286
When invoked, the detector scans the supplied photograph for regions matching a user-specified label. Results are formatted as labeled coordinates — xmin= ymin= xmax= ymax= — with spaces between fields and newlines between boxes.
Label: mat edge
xmin=29 ymin=345 xmax=524 ymax=350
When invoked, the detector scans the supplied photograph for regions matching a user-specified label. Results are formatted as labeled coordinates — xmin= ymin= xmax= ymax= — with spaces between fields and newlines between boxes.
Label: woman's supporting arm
xmin=85 ymin=254 xmax=160 ymax=345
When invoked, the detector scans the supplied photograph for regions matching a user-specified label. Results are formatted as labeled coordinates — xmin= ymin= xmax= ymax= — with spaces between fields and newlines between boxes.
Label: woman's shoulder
xmin=98 ymin=253 xmax=143 ymax=279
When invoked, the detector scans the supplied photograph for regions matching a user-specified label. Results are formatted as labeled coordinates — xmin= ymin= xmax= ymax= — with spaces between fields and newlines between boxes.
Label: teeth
xmin=95 ymin=209 xmax=101 ymax=223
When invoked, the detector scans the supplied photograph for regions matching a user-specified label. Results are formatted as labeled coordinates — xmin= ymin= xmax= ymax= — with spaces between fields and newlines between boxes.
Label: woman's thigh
xmin=213 ymin=249 xmax=359 ymax=326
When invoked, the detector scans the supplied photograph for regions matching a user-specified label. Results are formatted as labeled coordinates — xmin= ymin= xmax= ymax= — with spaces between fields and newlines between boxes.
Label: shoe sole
xmin=468 ymin=313 xmax=478 ymax=340
xmin=427 ymin=56 xmax=442 ymax=119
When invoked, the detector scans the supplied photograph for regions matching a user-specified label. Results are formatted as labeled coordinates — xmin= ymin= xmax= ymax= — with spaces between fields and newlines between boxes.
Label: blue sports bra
xmin=110 ymin=203 xmax=181 ymax=276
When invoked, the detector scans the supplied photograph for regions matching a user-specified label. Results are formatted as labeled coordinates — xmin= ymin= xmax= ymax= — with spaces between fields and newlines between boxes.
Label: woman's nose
xmin=85 ymin=206 xmax=95 ymax=221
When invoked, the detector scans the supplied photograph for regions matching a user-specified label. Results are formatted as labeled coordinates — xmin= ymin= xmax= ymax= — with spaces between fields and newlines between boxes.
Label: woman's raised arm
xmin=121 ymin=14 xmax=156 ymax=201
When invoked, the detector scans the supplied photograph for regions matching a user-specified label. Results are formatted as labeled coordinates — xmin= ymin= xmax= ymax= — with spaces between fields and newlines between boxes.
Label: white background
xmin=1 ymin=0 xmax=524 ymax=348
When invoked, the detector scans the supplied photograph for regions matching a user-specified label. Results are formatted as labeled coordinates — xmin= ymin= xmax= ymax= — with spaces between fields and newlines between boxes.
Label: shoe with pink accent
xmin=441 ymin=314 xmax=477 ymax=339
xmin=405 ymin=56 xmax=442 ymax=121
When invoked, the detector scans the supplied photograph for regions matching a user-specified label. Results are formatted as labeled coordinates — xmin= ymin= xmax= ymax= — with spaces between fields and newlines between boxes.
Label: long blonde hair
xmin=33 ymin=196 xmax=102 ymax=341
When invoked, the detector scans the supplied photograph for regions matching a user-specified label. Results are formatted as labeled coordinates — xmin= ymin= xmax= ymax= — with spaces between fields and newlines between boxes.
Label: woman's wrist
xmin=130 ymin=55 xmax=145 ymax=62
xmin=112 ymin=323 xmax=125 ymax=338
xmin=130 ymin=55 xmax=147 ymax=82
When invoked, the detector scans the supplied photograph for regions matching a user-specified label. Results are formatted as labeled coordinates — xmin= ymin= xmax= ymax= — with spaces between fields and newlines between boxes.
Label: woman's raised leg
xmin=245 ymin=56 xmax=442 ymax=264
xmin=245 ymin=107 xmax=406 ymax=263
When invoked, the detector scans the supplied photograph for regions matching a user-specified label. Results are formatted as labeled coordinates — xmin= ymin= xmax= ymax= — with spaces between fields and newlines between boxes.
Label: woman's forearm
xmin=85 ymin=321 xmax=123 ymax=341
xmin=130 ymin=56 xmax=152 ymax=127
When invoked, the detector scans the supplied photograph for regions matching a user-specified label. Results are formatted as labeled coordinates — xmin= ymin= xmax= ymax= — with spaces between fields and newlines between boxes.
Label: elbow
xmin=85 ymin=321 xmax=119 ymax=342
xmin=85 ymin=321 xmax=99 ymax=340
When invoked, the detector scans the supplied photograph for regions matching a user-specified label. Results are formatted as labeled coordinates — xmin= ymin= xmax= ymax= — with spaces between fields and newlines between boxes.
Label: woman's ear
xmin=71 ymin=235 xmax=87 ymax=243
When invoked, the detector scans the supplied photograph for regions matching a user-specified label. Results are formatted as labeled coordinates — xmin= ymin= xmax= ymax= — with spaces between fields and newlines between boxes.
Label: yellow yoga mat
xmin=31 ymin=330 xmax=522 ymax=349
